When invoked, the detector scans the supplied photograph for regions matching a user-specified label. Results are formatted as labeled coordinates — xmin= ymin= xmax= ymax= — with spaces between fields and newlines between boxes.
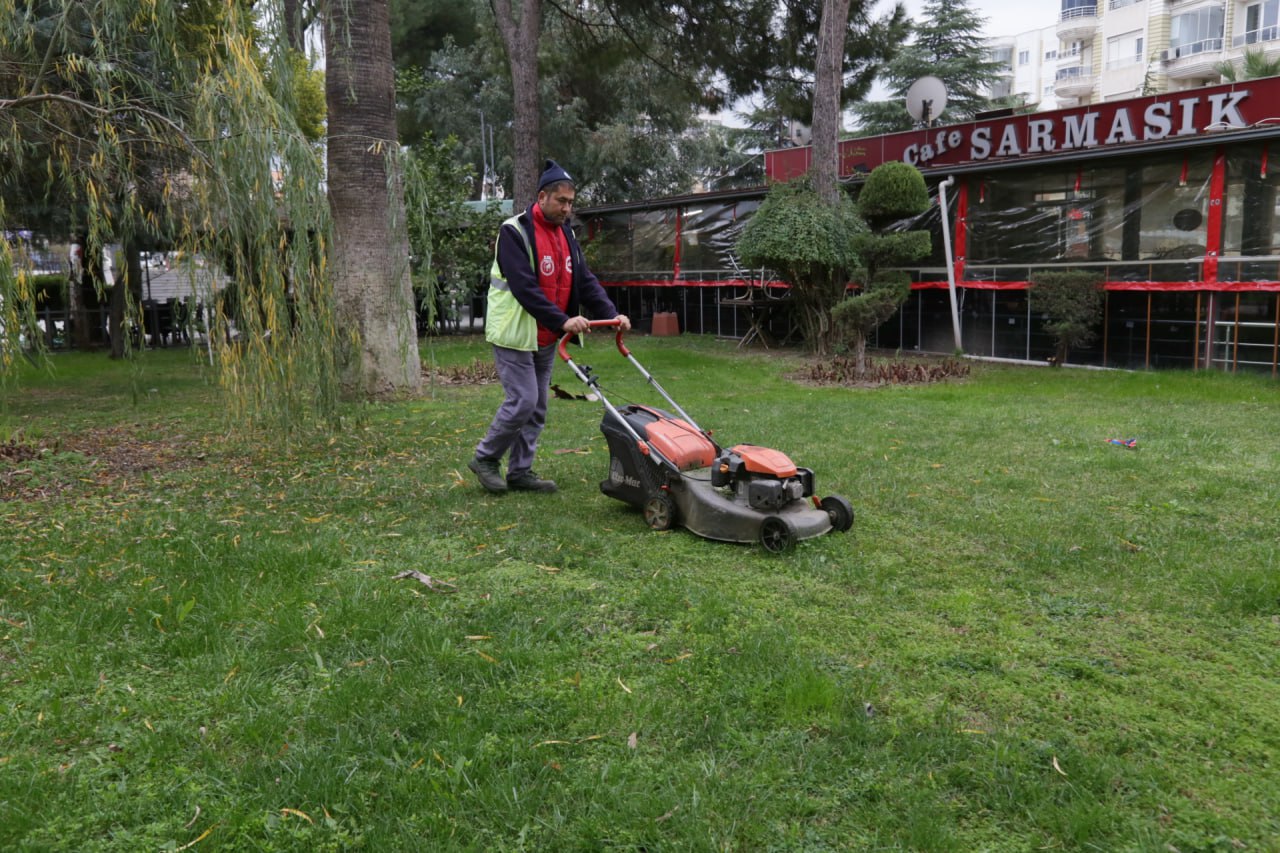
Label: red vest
xmin=532 ymin=204 xmax=573 ymax=346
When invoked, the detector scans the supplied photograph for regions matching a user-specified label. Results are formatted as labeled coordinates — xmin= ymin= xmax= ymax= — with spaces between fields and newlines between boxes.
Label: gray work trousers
xmin=474 ymin=343 xmax=556 ymax=478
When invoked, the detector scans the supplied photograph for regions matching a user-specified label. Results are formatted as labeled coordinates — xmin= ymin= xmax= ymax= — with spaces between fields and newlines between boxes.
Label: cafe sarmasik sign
xmin=765 ymin=77 xmax=1280 ymax=181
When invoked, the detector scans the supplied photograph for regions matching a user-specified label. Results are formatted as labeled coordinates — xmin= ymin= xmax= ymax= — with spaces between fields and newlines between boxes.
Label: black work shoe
xmin=468 ymin=456 xmax=508 ymax=494
xmin=507 ymin=471 xmax=557 ymax=493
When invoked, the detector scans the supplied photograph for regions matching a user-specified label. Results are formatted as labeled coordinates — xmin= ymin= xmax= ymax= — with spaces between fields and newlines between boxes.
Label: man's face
xmin=537 ymin=183 xmax=575 ymax=225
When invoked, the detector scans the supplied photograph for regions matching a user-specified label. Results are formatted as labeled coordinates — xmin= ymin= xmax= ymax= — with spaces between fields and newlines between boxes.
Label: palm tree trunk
xmin=325 ymin=0 xmax=421 ymax=398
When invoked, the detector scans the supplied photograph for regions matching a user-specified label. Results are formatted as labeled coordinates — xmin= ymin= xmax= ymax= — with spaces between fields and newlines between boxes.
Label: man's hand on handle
xmin=564 ymin=314 xmax=630 ymax=335
xmin=563 ymin=315 xmax=591 ymax=335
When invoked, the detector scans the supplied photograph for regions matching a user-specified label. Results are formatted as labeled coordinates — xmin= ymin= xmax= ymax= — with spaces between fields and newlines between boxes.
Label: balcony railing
xmin=1170 ymin=38 xmax=1224 ymax=58
xmin=1054 ymin=65 xmax=1096 ymax=96
xmin=1060 ymin=5 xmax=1098 ymax=20
xmin=1057 ymin=6 xmax=1099 ymax=41
xmin=1232 ymin=26 xmax=1280 ymax=48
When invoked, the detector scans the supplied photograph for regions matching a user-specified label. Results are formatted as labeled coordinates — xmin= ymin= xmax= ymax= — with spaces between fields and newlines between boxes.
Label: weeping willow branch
xmin=1 ymin=0 xmax=342 ymax=436
xmin=0 ymin=92 xmax=216 ymax=170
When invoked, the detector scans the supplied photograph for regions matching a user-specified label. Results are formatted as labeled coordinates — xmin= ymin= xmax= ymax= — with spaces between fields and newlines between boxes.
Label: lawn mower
xmin=557 ymin=319 xmax=854 ymax=552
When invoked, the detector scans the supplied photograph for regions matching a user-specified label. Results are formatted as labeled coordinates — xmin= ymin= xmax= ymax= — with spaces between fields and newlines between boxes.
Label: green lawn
xmin=2 ymin=337 xmax=1278 ymax=851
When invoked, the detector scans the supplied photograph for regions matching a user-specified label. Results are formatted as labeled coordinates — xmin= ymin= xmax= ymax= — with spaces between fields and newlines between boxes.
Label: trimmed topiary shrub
xmin=1029 ymin=269 xmax=1104 ymax=366
xmin=736 ymin=178 xmax=866 ymax=355
xmin=856 ymin=160 xmax=931 ymax=228
xmin=832 ymin=162 xmax=932 ymax=378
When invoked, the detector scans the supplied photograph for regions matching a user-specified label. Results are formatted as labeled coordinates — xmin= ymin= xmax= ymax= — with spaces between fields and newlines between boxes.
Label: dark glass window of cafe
xmin=1220 ymin=142 xmax=1280 ymax=284
xmin=965 ymin=151 xmax=1214 ymax=277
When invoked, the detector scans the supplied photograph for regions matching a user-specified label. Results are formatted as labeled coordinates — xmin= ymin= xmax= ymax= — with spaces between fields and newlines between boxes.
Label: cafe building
xmin=580 ymin=77 xmax=1280 ymax=373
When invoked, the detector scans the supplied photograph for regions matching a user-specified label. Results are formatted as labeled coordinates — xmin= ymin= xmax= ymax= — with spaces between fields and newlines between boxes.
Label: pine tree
xmin=853 ymin=0 xmax=1005 ymax=134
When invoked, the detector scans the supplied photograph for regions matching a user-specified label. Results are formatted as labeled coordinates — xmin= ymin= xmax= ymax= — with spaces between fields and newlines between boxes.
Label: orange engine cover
xmin=644 ymin=418 xmax=717 ymax=470
xmin=730 ymin=444 xmax=797 ymax=478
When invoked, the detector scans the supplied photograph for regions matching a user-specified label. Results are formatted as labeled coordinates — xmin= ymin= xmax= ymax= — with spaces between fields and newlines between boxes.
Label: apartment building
xmin=988 ymin=25 xmax=1063 ymax=110
xmin=1022 ymin=0 xmax=1280 ymax=106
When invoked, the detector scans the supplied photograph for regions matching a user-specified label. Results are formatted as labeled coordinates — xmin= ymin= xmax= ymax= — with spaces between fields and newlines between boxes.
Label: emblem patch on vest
xmin=541 ymin=255 xmax=555 ymax=276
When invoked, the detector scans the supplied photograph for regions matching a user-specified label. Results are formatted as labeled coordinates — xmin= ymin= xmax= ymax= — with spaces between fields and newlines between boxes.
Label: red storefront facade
xmin=582 ymin=78 xmax=1280 ymax=372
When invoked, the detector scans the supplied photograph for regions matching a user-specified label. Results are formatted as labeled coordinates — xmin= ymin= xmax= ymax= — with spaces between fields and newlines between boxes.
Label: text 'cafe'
xmin=763 ymin=77 xmax=1280 ymax=372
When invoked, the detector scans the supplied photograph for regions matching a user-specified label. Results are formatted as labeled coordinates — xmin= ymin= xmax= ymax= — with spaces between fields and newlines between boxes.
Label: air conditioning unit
xmin=1159 ymin=49 xmax=1170 ymax=61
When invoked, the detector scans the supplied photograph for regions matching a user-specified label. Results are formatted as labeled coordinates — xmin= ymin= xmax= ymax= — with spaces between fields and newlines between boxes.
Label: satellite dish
xmin=906 ymin=76 xmax=948 ymax=126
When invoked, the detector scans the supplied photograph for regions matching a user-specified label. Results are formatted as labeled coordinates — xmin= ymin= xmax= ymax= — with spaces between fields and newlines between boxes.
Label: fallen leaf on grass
xmin=655 ymin=805 xmax=680 ymax=823
xmin=534 ymin=735 xmax=602 ymax=748
xmin=627 ymin=732 xmax=638 ymax=750
xmin=617 ymin=677 xmax=632 ymax=694
xmin=280 ymin=808 xmax=313 ymax=823
xmin=553 ymin=447 xmax=591 ymax=455
xmin=1052 ymin=756 xmax=1067 ymax=776
xmin=475 ymin=650 xmax=498 ymax=664
xmin=174 ymin=825 xmax=214 ymax=852
xmin=393 ymin=570 xmax=457 ymax=592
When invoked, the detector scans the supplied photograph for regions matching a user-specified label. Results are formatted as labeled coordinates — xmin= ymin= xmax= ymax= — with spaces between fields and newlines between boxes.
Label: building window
xmin=1045 ymin=49 xmax=1059 ymax=60
xmin=1235 ymin=0 xmax=1280 ymax=47
xmin=1106 ymin=31 xmax=1145 ymax=68
xmin=1109 ymin=0 xmax=1139 ymax=8
xmin=1170 ymin=6 xmax=1225 ymax=57
xmin=1019 ymin=49 xmax=1031 ymax=65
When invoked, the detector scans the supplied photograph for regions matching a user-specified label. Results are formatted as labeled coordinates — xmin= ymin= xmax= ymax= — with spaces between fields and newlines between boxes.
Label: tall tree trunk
xmin=109 ymin=243 xmax=143 ymax=359
xmin=491 ymin=0 xmax=542 ymax=204
xmin=325 ymin=0 xmax=422 ymax=398
xmin=70 ymin=235 xmax=94 ymax=350
xmin=283 ymin=0 xmax=306 ymax=51
xmin=812 ymin=0 xmax=851 ymax=206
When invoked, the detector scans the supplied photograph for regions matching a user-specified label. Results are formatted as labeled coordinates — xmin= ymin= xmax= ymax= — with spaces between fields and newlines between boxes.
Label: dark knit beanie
xmin=538 ymin=159 xmax=574 ymax=192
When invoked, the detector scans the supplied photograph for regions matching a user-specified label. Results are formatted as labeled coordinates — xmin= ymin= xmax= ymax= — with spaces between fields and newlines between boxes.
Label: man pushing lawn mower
xmin=468 ymin=159 xmax=630 ymax=495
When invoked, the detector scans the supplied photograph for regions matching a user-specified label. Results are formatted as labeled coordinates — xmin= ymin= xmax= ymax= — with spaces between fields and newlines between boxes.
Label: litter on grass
xmin=1106 ymin=438 xmax=1138 ymax=448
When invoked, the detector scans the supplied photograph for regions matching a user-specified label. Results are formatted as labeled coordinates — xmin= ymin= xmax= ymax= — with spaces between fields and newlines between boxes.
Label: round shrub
xmin=857 ymin=161 xmax=930 ymax=227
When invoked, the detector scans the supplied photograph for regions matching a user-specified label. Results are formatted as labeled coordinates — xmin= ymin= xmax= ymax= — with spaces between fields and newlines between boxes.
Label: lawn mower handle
xmin=556 ymin=318 xmax=629 ymax=362
xmin=557 ymin=316 xmax=706 ymax=437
